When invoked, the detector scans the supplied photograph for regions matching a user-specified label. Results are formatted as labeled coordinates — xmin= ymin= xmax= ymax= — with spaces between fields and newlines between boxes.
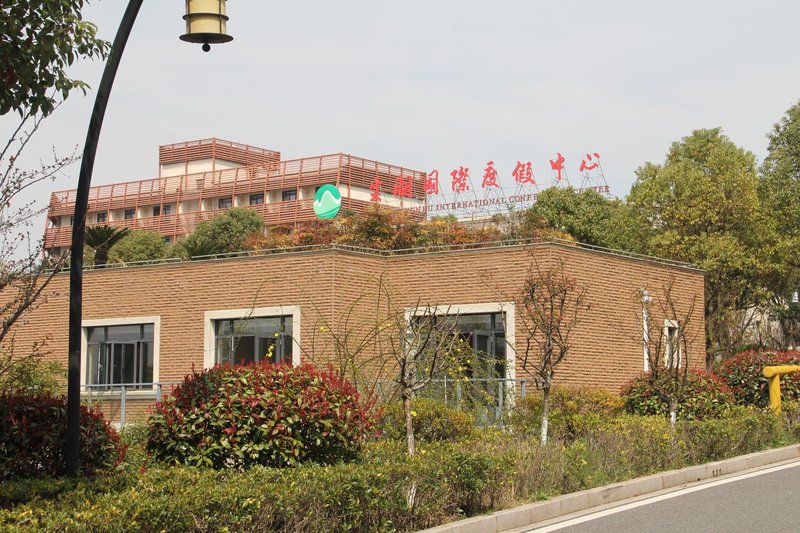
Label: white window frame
xmin=404 ymin=302 xmax=516 ymax=408
xmin=203 ymin=306 xmax=301 ymax=369
xmin=81 ymin=316 xmax=161 ymax=395
xmin=663 ymin=319 xmax=681 ymax=368
xmin=403 ymin=302 xmax=516 ymax=381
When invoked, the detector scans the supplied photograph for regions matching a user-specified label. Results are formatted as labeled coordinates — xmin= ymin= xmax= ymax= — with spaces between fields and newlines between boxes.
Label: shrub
xmin=716 ymin=350 xmax=800 ymax=407
xmin=0 ymin=393 xmax=122 ymax=480
xmin=509 ymin=385 xmax=624 ymax=441
xmin=0 ymin=354 xmax=63 ymax=395
xmin=621 ymin=369 xmax=735 ymax=420
xmin=146 ymin=363 xmax=376 ymax=469
xmin=378 ymin=398 xmax=475 ymax=442
xmin=678 ymin=406 xmax=781 ymax=463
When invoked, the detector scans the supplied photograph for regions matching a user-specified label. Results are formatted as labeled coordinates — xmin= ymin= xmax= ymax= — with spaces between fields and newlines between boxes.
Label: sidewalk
xmin=418 ymin=443 xmax=800 ymax=533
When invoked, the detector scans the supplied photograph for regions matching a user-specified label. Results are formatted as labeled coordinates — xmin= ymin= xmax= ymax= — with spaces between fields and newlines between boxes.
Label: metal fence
xmin=82 ymin=378 xmax=544 ymax=427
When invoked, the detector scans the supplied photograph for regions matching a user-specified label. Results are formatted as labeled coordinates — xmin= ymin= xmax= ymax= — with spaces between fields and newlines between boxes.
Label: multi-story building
xmin=44 ymin=138 xmax=426 ymax=256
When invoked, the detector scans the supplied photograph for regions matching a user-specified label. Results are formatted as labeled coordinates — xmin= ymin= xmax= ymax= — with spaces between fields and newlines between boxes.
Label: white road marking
xmin=527 ymin=460 xmax=800 ymax=532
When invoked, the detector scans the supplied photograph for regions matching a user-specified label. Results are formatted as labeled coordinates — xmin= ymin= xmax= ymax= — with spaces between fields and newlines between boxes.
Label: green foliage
xmin=0 ymin=353 xmax=63 ymax=395
xmin=526 ymin=187 xmax=617 ymax=247
xmin=146 ymin=363 xmax=376 ymax=469
xmin=509 ymin=385 xmax=624 ymax=442
xmin=0 ymin=393 xmax=122 ymax=479
xmin=378 ymin=398 xmax=476 ymax=442
xmin=0 ymin=406 xmax=791 ymax=532
xmin=107 ymin=230 xmax=170 ymax=265
xmin=715 ymin=350 xmax=800 ymax=407
xmin=0 ymin=0 xmax=110 ymax=117
xmin=678 ymin=406 xmax=781 ymax=463
xmin=621 ymin=370 xmax=735 ymax=420
xmin=84 ymin=225 xmax=131 ymax=267
xmin=627 ymin=128 xmax=772 ymax=362
xmin=180 ymin=208 xmax=264 ymax=257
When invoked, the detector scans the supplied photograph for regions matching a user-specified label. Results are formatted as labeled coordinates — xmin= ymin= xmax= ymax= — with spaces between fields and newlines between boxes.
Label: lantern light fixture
xmin=180 ymin=0 xmax=233 ymax=52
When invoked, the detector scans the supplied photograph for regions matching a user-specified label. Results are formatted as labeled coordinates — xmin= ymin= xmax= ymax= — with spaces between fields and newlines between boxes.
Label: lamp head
xmin=180 ymin=0 xmax=233 ymax=51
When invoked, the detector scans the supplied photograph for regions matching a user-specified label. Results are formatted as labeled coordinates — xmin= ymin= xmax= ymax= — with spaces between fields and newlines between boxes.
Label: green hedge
xmin=1 ymin=408 xmax=789 ymax=532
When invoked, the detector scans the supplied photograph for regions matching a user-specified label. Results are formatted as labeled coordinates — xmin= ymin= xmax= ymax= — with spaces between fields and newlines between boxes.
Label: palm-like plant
xmin=176 ymin=235 xmax=224 ymax=260
xmin=84 ymin=225 xmax=131 ymax=268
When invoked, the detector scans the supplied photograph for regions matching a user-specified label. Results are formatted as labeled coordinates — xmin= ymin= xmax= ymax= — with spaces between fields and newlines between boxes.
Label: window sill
xmin=81 ymin=388 xmax=158 ymax=400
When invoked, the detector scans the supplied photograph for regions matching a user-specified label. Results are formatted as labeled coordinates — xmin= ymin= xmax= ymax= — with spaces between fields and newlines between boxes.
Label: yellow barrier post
xmin=762 ymin=365 xmax=800 ymax=415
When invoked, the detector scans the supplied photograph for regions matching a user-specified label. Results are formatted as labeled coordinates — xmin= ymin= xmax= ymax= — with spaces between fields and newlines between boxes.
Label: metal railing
xmin=80 ymin=377 xmax=545 ymax=427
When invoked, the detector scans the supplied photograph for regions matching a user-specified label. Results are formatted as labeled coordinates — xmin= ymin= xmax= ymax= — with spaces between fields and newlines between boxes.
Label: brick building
xmin=9 ymin=240 xmax=704 ymax=423
xmin=43 ymin=138 xmax=426 ymax=257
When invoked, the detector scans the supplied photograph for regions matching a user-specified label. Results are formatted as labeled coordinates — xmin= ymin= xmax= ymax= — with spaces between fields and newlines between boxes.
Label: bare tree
xmin=0 ymin=111 xmax=71 ymax=376
xmin=515 ymin=256 xmax=590 ymax=445
xmin=639 ymin=281 xmax=699 ymax=432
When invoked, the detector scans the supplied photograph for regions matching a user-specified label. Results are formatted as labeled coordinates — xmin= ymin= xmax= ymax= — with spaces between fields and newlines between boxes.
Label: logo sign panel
xmin=313 ymin=184 xmax=342 ymax=219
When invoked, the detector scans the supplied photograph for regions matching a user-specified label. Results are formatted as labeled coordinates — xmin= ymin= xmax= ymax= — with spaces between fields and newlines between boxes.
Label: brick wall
xmin=6 ymin=243 xmax=705 ymax=420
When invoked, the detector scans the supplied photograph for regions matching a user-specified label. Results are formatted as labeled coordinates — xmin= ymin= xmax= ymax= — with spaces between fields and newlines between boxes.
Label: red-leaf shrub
xmin=620 ymin=370 xmax=735 ymax=420
xmin=716 ymin=350 xmax=800 ymax=407
xmin=0 ymin=393 xmax=123 ymax=479
xmin=146 ymin=363 xmax=376 ymax=469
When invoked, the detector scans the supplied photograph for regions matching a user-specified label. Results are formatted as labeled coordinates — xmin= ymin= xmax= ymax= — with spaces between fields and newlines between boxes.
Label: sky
xmin=6 ymin=0 xmax=800 ymax=228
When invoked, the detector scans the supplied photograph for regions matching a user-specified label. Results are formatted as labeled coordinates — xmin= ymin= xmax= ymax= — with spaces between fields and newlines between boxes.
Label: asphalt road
xmin=527 ymin=460 xmax=800 ymax=533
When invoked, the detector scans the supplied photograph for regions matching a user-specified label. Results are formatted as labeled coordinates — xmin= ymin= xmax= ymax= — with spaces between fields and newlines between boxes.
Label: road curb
xmin=418 ymin=443 xmax=800 ymax=533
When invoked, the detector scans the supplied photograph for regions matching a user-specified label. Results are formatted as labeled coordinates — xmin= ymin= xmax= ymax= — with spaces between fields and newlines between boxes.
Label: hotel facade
xmin=43 ymin=138 xmax=426 ymax=257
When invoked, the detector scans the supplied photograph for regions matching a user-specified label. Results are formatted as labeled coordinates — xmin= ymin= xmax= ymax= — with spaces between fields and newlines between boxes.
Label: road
xmin=525 ymin=460 xmax=800 ymax=533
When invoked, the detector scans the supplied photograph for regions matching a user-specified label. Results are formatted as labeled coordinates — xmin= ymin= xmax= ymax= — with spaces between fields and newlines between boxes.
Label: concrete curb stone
xmin=417 ymin=443 xmax=800 ymax=533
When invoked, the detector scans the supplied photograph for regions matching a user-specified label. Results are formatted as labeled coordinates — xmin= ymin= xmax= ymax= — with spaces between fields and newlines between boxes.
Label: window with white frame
xmin=213 ymin=316 xmax=293 ymax=366
xmin=204 ymin=306 xmax=301 ymax=369
xmin=85 ymin=323 xmax=155 ymax=389
xmin=663 ymin=319 xmax=681 ymax=368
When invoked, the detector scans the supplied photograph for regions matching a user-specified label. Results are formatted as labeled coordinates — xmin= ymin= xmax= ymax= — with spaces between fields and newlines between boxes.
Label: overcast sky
xmin=6 ymin=1 xmax=800 ymax=224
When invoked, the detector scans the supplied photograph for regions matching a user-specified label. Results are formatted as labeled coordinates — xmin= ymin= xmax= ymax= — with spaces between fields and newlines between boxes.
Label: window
xmin=281 ymin=189 xmax=297 ymax=202
xmin=163 ymin=204 xmax=172 ymax=216
xmin=69 ymin=216 xmax=75 ymax=226
xmin=162 ymin=236 xmax=172 ymax=244
xmin=213 ymin=316 xmax=293 ymax=366
xmin=152 ymin=205 xmax=161 ymax=217
xmin=249 ymin=193 xmax=264 ymax=205
xmin=96 ymin=212 xmax=107 ymax=223
xmin=405 ymin=303 xmax=515 ymax=414
xmin=218 ymin=197 xmax=232 ymax=209
xmin=124 ymin=208 xmax=135 ymax=220
xmin=664 ymin=320 xmax=681 ymax=368
xmin=85 ymin=323 xmax=155 ymax=389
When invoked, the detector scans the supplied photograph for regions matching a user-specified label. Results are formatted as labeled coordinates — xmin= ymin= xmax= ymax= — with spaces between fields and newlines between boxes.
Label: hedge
xmin=1 ymin=408 xmax=789 ymax=532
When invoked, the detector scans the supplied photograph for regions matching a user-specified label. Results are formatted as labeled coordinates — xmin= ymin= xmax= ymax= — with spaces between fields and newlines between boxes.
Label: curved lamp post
xmin=66 ymin=0 xmax=233 ymax=477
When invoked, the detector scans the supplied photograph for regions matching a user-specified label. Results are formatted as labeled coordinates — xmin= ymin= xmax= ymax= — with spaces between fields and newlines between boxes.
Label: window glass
xmin=85 ymin=323 xmax=155 ymax=388
xmin=218 ymin=197 xmax=232 ymax=209
xmin=163 ymin=204 xmax=172 ymax=215
xmin=250 ymin=193 xmax=264 ymax=205
xmin=282 ymin=190 xmax=297 ymax=201
xmin=96 ymin=212 xmax=107 ymax=223
xmin=214 ymin=316 xmax=292 ymax=366
xmin=152 ymin=205 xmax=161 ymax=217
xmin=124 ymin=209 xmax=135 ymax=220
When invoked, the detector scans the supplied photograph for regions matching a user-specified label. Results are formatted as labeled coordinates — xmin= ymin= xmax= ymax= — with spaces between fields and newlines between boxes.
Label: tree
xmin=84 ymin=225 xmax=130 ymax=268
xmin=385 ymin=302 xmax=465 ymax=456
xmin=515 ymin=256 xmax=589 ymax=445
xmin=186 ymin=207 xmax=264 ymax=254
xmin=638 ymin=282 xmax=698 ymax=433
xmin=759 ymin=101 xmax=800 ymax=347
xmin=627 ymin=128 xmax=773 ymax=364
xmin=107 ymin=230 xmax=170 ymax=265
xmin=1 ymin=1 xmax=109 ymax=117
xmin=525 ymin=187 xmax=617 ymax=247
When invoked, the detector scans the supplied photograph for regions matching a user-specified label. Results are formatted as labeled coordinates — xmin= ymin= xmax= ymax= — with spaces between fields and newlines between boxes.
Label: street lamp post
xmin=66 ymin=0 xmax=233 ymax=477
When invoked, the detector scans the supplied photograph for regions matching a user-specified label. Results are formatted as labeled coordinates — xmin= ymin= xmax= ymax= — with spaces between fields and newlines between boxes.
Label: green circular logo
xmin=313 ymin=184 xmax=342 ymax=219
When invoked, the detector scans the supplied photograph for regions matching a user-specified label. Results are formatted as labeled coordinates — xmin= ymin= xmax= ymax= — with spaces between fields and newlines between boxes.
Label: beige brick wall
xmin=6 ymin=243 xmax=705 ymax=420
